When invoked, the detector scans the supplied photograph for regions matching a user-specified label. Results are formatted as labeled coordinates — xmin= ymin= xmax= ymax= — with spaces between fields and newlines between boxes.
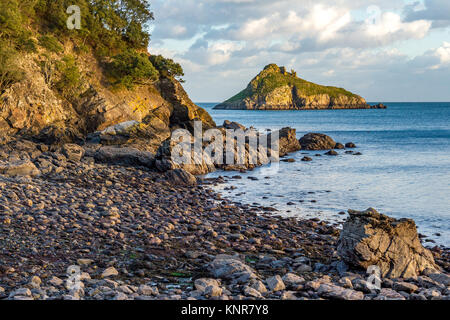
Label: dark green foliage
xmin=55 ymin=55 xmax=82 ymax=99
xmin=0 ymin=43 xmax=25 ymax=93
xmin=38 ymin=35 xmax=64 ymax=53
xmin=108 ymin=50 xmax=159 ymax=89
xmin=149 ymin=55 xmax=184 ymax=81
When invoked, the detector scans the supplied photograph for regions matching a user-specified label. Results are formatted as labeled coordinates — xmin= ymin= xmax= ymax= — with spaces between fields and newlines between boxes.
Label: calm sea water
xmin=198 ymin=102 xmax=450 ymax=247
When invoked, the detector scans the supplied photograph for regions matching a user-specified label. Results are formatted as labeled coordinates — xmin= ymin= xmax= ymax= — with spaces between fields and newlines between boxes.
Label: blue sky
xmin=148 ymin=0 xmax=450 ymax=102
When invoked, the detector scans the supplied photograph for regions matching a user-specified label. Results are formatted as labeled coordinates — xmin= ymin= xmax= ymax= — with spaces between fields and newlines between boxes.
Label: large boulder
xmin=208 ymin=255 xmax=258 ymax=284
xmin=337 ymin=208 xmax=439 ymax=278
xmin=62 ymin=144 xmax=85 ymax=162
xmin=299 ymin=133 xmax=336 ymax=150
xmin=87 ymin=146 xmax=154 ymax=168
xmin=267 ymin=127 xmax=301 ymax=157
xmin=0 ymin=160 xmax=40 ymax=177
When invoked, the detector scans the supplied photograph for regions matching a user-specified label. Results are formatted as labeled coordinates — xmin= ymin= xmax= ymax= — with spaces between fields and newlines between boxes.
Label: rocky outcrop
xmin=214 ymin=64 xmax=384 ymax=110
xmin=269 ymin=127 xmax=301 ymax=156
xmin=165 ymin=169 xmax=197 ymax=186
xmin=0 ymin=160 xmax=40 ymax=177
xmin=299 ymin=133 xmax=336 ymax=150
xmin=0 ymin=47 xmax=215 ymax=148
xmin=337 ymin=208 xmax=439 ymax=278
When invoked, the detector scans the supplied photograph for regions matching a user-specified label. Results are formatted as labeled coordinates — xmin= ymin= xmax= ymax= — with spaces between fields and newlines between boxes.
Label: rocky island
xmin=214 ymin=64 xmax=387 ymax=110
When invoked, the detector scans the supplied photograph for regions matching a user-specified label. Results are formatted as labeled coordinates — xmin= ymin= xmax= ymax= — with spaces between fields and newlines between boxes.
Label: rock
xmin=138 ymin=285 xmax=159 ymax=296
xmin=10 ymin=288 xmax=32 ymax=298
xmin=194 ymin=278 xmax=220 ymax=292
xmin=301 ymin=156 xmax=312 ymax=162
xmin=48 ymin=276 xmax=64 ymax=287
xmin=208 ymin=255 xmax=258 ymax=283
xmin=266 ymin=275 xmax=286 ymax=292
xmin=374 ymin=288 xmax=406 ymax=300
xmin=334 ymin=143 xmax=345 ymax=149
xmin=325 ymin=150 xmax=338 ymax=156
xmin=222 ymin=120 xmax=246 ymax=131
xmin=101 ymin=267 xmax=119 ymax=278
xmin=280 ymin=291 xmax=298 ymax=300
xmin=29 ymin=276 xmax=42 ymax=288
xmin=299 ymin=133 xmax=336 ymax=150
xmin=213 ymin=64 xmax=370 ymax=110
xmin=345 ymin=142 xmax=356 ymax=148
xmin=77 ymin=259 xmax=94 ymax=266
xmin=90 ymin=146 xmax=155 ymax=168
xmin=62 ymin=144 xmax=85 ymax=162
xmin=204 ymin=285 xmax=223 ymax=297
xmin=243 ymin=286 xmax=263 ymax=298
xmin=317 ymin=283 xmax=364 ymax=300
xmin=250 ymin=280 xmax=268 ymax=294
xmin=428 ymin=272 xmax=450 ymax=286
xmin=337 ymin=208 xmax=439 ymax=278
xmin=282 ymin=273 xmax=305 ymax=288
xmin=0 ymin=160 xmax=40 ymax=177
xmin=165 ymin=169 xmax=197 ymax=186
xmin=393 ymin=281 xmax=419 ymax=293
xmin=271 ymin=127 xmax=301 ymax=156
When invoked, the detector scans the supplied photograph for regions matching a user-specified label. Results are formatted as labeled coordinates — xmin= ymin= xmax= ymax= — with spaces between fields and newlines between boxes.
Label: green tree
xmin=55 ymin=55 xmax=82 ymax=100
xmin=149 ymin=55 xmax=184 ymax=81
xmin=0 ymin=43 xmax=24 ymax=94
xmin=108 ymin=50 xmax=159 ymax=89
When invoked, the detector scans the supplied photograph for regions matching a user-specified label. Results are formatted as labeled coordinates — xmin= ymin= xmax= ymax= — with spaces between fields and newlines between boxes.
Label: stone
xmin=48 ymin=276 xmax=64 ymax=287
xmin=138 ymin=285 xmax=159 ymax=296
xmin=29 ymin=276 xmax=42 ymax=288
xmin=62 ymin=144 xmax=85 ymax=162
xmin=194 ymin=278 xmax=220 ymax=292
xmin=337 ymin=208 xmax=439 ymax=278
xmin=374 ymin=288 xmax=406 ymax=300
xmin=301 ymin=156 xmax=312 ymax=162
xmin=0 ymin=160 xmax=40 ymax=177
xmin=299 ymin=133 xmax=336 ymax=150
xmin=345 ymin=142 xmax=356 ymax=148
xmin=317 ymin=283 xmax=364 ymax=300
xmin=222 ymin=120 xmax=246 ymax=131
xmin=334 ymin=143 xmax=345 ymax=149
xmin=101 ymin=267 xmax=119 ymax=278
xmin=243 ymin=286 xmax=263 ymax=298
xmin=269 ymin=127 xmax=301 ymax=156
xmin=165 ymin=169 xmax=197 ymax=186
xmin=208 ymin=255 xmax=258 ymax=283
xmin=325 ymin=150 xmax=338 ymax=156
xmin=250 ymin=280 xmax=268 ymax=294
xmin=91 ymin=146 xmax=155 ymax=168
xmin=266 ymin=275 xmax=286 ymax=292
xmin=282 ymin=273 xmax=305 ymax=288
xmin=204 ymin=285 xmax=223 ymax=297
xmin=393 ymin=281 xmax=419 ymax=293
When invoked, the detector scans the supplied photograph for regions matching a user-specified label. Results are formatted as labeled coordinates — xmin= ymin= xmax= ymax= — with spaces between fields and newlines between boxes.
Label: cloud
xmin=149 ymin=0 xmax=450 ymax=101
xmin=404 ymin=0 xmax=450 ymax=28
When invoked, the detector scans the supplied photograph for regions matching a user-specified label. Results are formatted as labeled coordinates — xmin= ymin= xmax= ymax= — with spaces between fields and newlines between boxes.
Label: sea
xmin=197 ymin=102 xmax=450 ymax=247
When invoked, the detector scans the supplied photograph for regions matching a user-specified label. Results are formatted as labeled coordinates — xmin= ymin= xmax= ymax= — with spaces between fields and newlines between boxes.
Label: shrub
xmin=108 ymin=50 xmax=159 ymax=89
xmin=55 ymin=55 xmax=82 ymax=99
xmin=38 ymin=35 xmax=64 ymax=53
xmin=0 ymin=43 xmax=24 ymax=94
xmin=149 ymin=55 xmax=184 ymax=81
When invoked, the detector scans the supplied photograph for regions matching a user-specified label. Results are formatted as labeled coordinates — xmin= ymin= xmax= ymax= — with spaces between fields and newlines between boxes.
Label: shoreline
xmin=0 ymin=150 xmax=449 ymax=300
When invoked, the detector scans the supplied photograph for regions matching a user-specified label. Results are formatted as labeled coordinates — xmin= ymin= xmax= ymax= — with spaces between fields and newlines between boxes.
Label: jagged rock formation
xmin=0 ymin=47 xmax=215 ymax=151
xmin=214 ymin=64 xmax=386 ymax=110
xmin=337 ymin=208 xmax=439 ymax=279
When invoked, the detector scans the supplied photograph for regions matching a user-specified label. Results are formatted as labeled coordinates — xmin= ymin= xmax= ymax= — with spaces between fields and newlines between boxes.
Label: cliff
xmin=214 ymin=64 xmax=385 ymax=110
xmin=0 ymin=1 xmax=215 ymax=153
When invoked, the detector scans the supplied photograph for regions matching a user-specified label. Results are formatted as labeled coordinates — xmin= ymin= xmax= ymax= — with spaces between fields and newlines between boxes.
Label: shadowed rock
xmin=299 ymin=133 xmax=336 ymax=150
xmin=337 ymin=208 xmax=439 ymax=278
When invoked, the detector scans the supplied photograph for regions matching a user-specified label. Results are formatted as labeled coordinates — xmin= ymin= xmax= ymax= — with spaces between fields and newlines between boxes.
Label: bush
xmin=38 ymin=35 xmax=64 ymax=53
xmin=0 ymin=44 xmax=24 ymax=94
xmin=108 ymin=50 xmax=159 ymax=89
xmin=149 ymin=55 xmax=184 ymax=81
xmin=55 ymin=55 xmax=82 ymax=99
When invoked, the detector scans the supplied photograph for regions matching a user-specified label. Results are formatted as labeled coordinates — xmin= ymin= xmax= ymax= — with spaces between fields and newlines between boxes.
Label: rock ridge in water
xmin=214 ymin=64 xmax=386 ymax=110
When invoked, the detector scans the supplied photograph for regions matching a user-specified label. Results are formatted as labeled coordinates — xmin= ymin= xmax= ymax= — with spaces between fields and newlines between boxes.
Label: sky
xmin=148 ymin=0 xmax=450 ymax=102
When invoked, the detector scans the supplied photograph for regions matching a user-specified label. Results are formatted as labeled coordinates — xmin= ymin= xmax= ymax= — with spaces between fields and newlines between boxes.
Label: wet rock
xmin=374 ymin=288 xmax=406 ymax=300
xmin=299 ymin=133 xmax=336 ymax=150
xmin=334 ymin=143 xmax=345 ymax=149
xmin=301 ymin=156 xmax=312 ymax=162
xmin=269 ymin=127 xmax=301 ymax=156
xmin=337 ymin=208 xmax=439 ymax=278
xmin=345 ymin=142 xmax=356 ymax=148
xmin=325 ymin=150 xmax=338 ymax=156
xmin=393 ymin=281 xmax=419 ymax=293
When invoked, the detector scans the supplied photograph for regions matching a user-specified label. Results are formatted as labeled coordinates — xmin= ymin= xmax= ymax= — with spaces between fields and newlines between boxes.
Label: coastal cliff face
xmin=214 ymin=64 xmax=383 ymax=110
xmin=0 ymin=46 xmax=215 ymax=149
